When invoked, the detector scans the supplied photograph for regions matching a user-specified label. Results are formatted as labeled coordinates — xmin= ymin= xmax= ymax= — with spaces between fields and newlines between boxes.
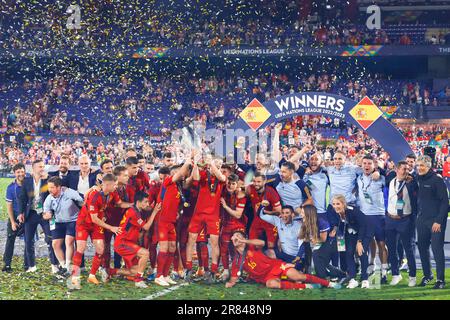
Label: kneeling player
xmin=111 ymin=191 xmax=161 ymax=288
xmin=225 ymin=231 xmax=341 ymax=290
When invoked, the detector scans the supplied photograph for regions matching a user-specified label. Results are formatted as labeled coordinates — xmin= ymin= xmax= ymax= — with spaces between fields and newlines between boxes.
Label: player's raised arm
xmin=239 ymin=238 xmax=265 ymax=248
xmin=271 ymin=123 xmax=283 ymax=164
xmin=288 ymin=144 xmax=312 ymax=170
xmin=172 ymin=158 xmax=192 ymax=183
xmin=210 ymin=158 xmax=226 ymax=182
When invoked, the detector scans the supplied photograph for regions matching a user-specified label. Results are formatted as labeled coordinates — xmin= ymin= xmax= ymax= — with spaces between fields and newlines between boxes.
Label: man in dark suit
xmin=48 ymin=155 xmax=72 ymax=180
xmin=19 ymin=159 xmax=58 ymax=273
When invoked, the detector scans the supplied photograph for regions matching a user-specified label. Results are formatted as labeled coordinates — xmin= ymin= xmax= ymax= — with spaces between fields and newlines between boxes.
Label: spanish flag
xmin=349 ymin=96 xmax=383 ymax=130
xmin=239 ymin=98 xmax=271 ymax=131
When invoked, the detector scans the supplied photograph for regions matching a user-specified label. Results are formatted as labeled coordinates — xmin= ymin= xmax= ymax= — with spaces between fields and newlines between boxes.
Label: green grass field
xmin=0 ymin=178 xmax=12 ymax=221
xmin=0 ymin=257 xmax=449 ymax=300
xmin=1 ymin=177 xmax=450 ymax=300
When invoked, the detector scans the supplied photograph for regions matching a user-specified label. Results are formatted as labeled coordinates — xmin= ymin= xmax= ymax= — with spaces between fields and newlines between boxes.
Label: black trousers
xmin=274 ymin=247 xmax=304 ymax=272
xmin=24 ymin=210 xmax=58 ymax=267
xmin=416 ymin=217 xmax=447 ymax=281
xmin=385 ymin=216 xmax=417 ymax=277
xmin=312 ymin=239 xmax=347 ymax=279
xmin=3 ymin=220 xmax=28 ymax=268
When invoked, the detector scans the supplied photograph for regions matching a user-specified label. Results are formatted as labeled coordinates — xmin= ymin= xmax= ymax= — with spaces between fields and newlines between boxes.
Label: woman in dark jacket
xmin=327 ymin=194 xmax=367 ymax=289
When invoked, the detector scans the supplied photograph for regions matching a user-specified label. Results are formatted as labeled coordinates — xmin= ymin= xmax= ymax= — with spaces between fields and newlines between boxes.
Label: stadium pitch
xmin=0 ymin=257 xmax=448 ymax=300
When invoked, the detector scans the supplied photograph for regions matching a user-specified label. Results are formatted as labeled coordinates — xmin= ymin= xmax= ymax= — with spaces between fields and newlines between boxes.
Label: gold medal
xmin=211 ymin=192 xmax=216 ymax=197
xmin=261 ymin=200 xmax=269 ymax=207
xmin=184 ymin=202 xmax=190 ymax=208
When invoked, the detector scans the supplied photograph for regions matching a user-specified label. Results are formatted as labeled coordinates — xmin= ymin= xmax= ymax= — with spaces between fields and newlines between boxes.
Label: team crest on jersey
xmin=89 ymin=205 xmax=95 ymax=210
xmin=137 ymin=218 xmax=143 ymax=225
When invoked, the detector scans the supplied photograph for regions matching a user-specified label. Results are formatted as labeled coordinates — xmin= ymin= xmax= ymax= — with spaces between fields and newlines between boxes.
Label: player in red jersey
xmin=68 ymin=174 xmax=132 ymax=290
xmin=173 ymin=162 xmax=200 ymax=279
xmin=145 ymin=166 xmax=171 ymax=281
xmin=109 ymin=191 xmax=161 ymax=288
xmin=225 ymin=231 xmax=341 ymax=290
xmin=219 ymin=173 xmax=247 ymax=281
xmin=102 ymin=166 xmax=134 ymax=270
xmin=246 ymin=171 xmax=282 ymax=258
xmin=155 ymin=159 xmax=192 ymax=287
xmin=185 ymin=156 xmax=230 ymax=283
xmin=126 ymin=156 xmax=151 ymax=199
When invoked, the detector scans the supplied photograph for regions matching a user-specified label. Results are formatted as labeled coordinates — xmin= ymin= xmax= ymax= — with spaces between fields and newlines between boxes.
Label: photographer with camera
xmin=3 ymin=163 xmax=28 ymax=272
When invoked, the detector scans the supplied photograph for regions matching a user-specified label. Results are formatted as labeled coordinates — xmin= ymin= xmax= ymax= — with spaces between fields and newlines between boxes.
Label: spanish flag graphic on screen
xmin=239 ymin=98 xmax=271 ymax=131
xmin=349 ymin=96 xmax=383 ymax=130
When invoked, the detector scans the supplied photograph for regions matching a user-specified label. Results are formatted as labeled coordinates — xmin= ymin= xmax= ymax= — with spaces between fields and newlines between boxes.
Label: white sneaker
xmin=135 ymin=281 xmax=148 ymax=289
xmin=51 ymin=264 xmax=59 ymax=274
xmin=346 ymin=278 xmax=359 ymax=289
xmin=408 ymin=277 xmax=417 ymax=287
xmin=26 ymin=266 xmax=37 ymax=273
xmin=221 ymin=269 xmax=230 ymax=281
xmin=165 ymin=276 xmax=177 ymax=285
xmin=361 ymin=280 xmax=370 ymax=289
xmin=390 ymin=275 xmax=403 ymax=286
xmin=155 ymin=275 xmax=170 ymax=287
xmin=99 ymin=267 xmax=109 ymax=283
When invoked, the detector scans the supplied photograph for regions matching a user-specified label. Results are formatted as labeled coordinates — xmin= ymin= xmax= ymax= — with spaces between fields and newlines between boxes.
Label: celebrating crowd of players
xmin=3 ymin=130 xmax=449 ymax=291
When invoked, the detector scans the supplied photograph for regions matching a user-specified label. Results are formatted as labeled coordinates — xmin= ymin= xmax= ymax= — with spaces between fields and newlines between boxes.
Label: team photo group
xmin=1 ymin=0 xmax=450 ymax=302
xmin=3 ymin=127 xmax=449 ymax=293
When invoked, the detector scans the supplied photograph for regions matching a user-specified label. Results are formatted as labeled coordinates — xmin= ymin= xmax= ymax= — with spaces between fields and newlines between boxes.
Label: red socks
xmin=197 ymin=242 xmax=209 ymax=271
xmin=90 ymin=253 xmax=103 ymax=276
xmin=71 ymin=251 xmax=83 ymax=276
xmin=185 ymin=260 xmax=193 ymax=271
xmin=157 ymin=251 xmax=168 ymax=277
xmin=211 ymin=263 xmax=218 ymax=274
xmin=134 ymin=272 xmax=144 ymax=282
xmin=108 ymin=268 xmax=119 ymax=276
xmin=164 ymin=252 xmax=174 ymax=277
xmin=281 ymin=281 xmax=306 ymax=290
xmin=304 ymin=274 xmax=330 ymax=287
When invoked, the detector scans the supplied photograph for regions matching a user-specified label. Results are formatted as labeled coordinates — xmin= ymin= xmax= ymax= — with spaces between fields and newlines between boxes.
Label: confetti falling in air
xmin=0 ymin=1 xmax=447 ymax=168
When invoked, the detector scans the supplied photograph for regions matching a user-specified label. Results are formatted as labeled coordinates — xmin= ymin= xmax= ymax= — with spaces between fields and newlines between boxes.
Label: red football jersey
xmin=159 ymin=176 xmax=182 ymax=223
xmin=221 ymin=192 xmax=247 ymax=231
xmin=194 ymin=169 xmax=224 ymax=216
xmin=78 ymin=190 xmax=121 ymax=226
xmin=116 ymin=206 xmax=146 ymax=243
xmin=247 ymin=185 xmax=281 ymax=222
xmin=231 ymin=248 xmax=280 ymax=283
xmin=147 ymin=180 xmax=161 ymax=205
xmin=127 ymin=169 xmax=151 ymax=197
xmin=105 ymin=184 xmax=133 ymax=224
